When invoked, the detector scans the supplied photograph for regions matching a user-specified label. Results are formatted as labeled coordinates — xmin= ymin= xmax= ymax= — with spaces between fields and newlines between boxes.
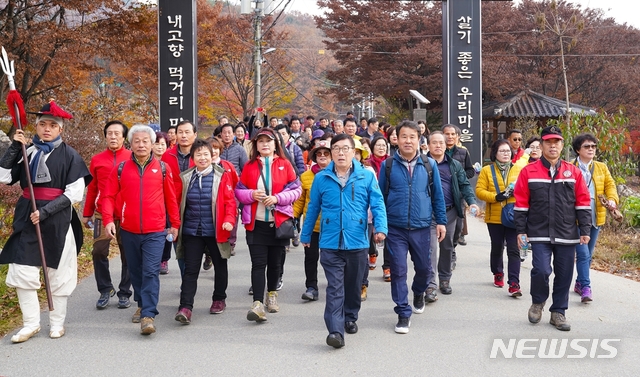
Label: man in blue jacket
xmin=301 ymin=133 xmax=387 ymax=349
xmin=378 ymin=121 xmax=447 ymax=334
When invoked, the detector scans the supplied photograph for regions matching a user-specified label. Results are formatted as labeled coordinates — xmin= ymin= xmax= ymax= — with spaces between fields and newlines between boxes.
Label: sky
xmin=284 ymin=0 xmax=640 ymax=28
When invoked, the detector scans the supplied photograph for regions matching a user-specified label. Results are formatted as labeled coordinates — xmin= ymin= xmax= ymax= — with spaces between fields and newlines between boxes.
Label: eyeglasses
xmin=582 ymin=144 xmax=597 ymax=149
xmin=511 ymin=138 xmax=522 ymax=141
xmin=315 ymin=151 xmax=330 ymax=157
xmin=497 ymin=150 xmax=511 ymax=154
xmin=331 ymin=146 xmax=352 ymax=153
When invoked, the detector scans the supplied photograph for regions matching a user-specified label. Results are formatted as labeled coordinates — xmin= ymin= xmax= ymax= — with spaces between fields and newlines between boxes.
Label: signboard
xmin=442 ymin=0 xmax=482 ymax=164
xmin=158 ymin=0 xmax=198 ymax=131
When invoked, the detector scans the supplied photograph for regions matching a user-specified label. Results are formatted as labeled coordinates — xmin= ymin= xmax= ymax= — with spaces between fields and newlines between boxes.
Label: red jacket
xmin=161 ymin=146 xmax=195 ymax=203
xmin=83 ymin=147 xmax=132 ymax=217
xmin=236 ymin=157 xmax=299 ymax=231
xmin=513 ymin=158 xmax=592 ymax=244
xmin=102 ymin=157 xmax=181 ymax=234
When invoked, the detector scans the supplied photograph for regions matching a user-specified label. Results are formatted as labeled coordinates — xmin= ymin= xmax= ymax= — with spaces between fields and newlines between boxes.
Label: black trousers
xmin=304 ymin=232 xmax=320 ymax=290
xmin=180 ymin=235 xmax=228 ymax=310
xmin=247 ymin=221 xmax=285 ymax=302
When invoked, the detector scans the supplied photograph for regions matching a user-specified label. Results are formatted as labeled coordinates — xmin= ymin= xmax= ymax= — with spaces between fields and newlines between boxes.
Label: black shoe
xmin=301 ymin=287 xmax=319 ymax=301
xmin=203 ymin=255 xmax=213 ymax=270
xmin=439 ymin=280 xmax=452 ymax=295
xmin=326 ymin=332 xmax=345 ymax=348
xmin=412 ymin=293 xmax=425 ymax=314
xmin=344 ymin=321 xmax=358 ymax=334
xmin=117 ymin=296 xmax=131 ymax=309
xmin=96 ymin=288 xmax=115 ymax=309
xmin=394 ymin=316 xmax=411 ymax=334
xmin=292 ymin=236 xmax=300 ymax=247
xmin=248 ymin=286 xmax=253 ymax=296
xmin=425 ymin=287 xmax=438 ymax=303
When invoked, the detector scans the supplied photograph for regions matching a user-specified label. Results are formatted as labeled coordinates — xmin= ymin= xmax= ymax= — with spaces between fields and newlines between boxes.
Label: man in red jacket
xmin=161 ymin=120 xmax=196 ymax=274
xmin=103 ymin=125 xmax=181 ymax=335
xmin=514 ymin=126 xmax=591 ymax=332
xmin=82 ymin=120 xmax=132 ymax=310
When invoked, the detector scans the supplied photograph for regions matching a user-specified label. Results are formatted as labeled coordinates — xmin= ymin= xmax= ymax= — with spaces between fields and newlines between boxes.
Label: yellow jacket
xmin=574 ymin=160 xmax=619 ymax=226
xmin=293 ymin=169 xmax=321 ymax=233
xmin=476 ymin=155 xmax=528 ymax=225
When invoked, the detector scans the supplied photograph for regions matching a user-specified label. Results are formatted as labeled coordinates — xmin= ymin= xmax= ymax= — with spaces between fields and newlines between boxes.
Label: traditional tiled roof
xmin=483 ymin=90 xmax=597 ymax=119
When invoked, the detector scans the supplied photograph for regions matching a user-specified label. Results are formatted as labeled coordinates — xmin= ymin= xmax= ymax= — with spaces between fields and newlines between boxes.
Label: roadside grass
xmin=0 ymin=230 xmax=96 ymax=338
xmin=591 ymin=226 xmax=640 ymax=281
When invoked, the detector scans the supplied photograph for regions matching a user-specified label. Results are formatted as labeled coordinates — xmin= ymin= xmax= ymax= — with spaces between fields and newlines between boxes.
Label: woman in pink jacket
xmin=235 ymin=128 xmax=301 ymax=322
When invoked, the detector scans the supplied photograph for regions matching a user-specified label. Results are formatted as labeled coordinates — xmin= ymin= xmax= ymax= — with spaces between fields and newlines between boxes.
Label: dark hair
xmin=250 ymin=128 xmax=285 ymax=162
xmin=525 ymin=135 xmax=541 ymax=149
xmin=289 ymin=116 xmax=300 ymax=123
xmin=190 ymin=138 xmax=213 ymax=157
xmin=385 ymin=126 xmax=396 ymax=140
xmin=371 ymin=136 xmax=389 ymax=154
xmin=331 ymin=133 xmax=355 ymax=148
xmin=275 ymin=123 xmax=291 ymax=137
xmin=155 ymin=131 xmax=169 ymax=145
xmin=572 ymin=133 xmax=598 ymax=153
xmin=206 ymin=137 xmax=223 ymax=151
xmin=507 ymin=129 xmax=522 ymax=138
xmin=219 ymin=123 xmax=234 ymax=133
xmin=103 ymin=120 xmax=128 ymax=138
xmin=177 ymin=120 xmax=197 ymax=133
xmin=442 ymin=124 xmax=461 ymax=135
xmin=270 ymin=117 xmax=278 ymax=122
xmin=306 ymin=115 xmax=315 ymax=120
xmin=396 ymin=120 xmax=421 ymax=138
xmin=367 ymin=117 xmax=378 ymax=126
xmin=344 ymin=118 xmax=357 ymax=127
xmin=167 ymin=125 xmax=177 ymax=132
xmin=234 ymin=123 xmax=247 ymax=134
xmin=360 ymin=117 xmax=368 ymax=122
xmin=490 ymin=139 xmax=512 ymax=162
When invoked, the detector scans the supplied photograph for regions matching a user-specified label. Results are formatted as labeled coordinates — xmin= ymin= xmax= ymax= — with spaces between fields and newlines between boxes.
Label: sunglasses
xmin=582 ymin=144 xmax=597 ymax=149
xmin=511 ymin=138 xmax=522 ymax=141
xmin=315 ymin=151 xmax=330 ymax=157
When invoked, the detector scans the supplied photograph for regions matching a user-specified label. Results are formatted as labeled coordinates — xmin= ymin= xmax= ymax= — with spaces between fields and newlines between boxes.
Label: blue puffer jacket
xmin=300 ymin=159 xmax=387 ymax=250
xmin=378 ymin=153 xmax=447 ymax=229
xmin=182 ymin=173 xmax=215 ymax=237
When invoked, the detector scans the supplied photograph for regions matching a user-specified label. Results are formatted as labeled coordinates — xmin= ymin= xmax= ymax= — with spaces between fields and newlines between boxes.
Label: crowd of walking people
xmin=0 ymin=104 xmax=619 ymax=348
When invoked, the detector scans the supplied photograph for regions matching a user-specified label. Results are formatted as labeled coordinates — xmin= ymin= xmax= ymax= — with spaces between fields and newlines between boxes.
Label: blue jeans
xmin=575 ymin=225 xmax=600 ymax=289
xmin=387 ymin=226 xmax=431 ymax=318
xmin=320 ymin=248 xmax=367 ymax=336
xmin=530 ymin=243 xmax=576 ymax=315
xmin=120 ymin=230 xmax=164 ymax=318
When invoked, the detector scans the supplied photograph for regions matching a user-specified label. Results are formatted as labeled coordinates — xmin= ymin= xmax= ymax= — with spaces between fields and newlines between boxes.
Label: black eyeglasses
xmin=582 ymin=144 xmax=597 ymax=149
xmin=511 ymin=138 xmax=522 ymax=141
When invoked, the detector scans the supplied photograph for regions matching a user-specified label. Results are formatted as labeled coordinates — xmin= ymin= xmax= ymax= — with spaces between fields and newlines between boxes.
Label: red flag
xmin=7 ymin=89 xmax=27 ymax=128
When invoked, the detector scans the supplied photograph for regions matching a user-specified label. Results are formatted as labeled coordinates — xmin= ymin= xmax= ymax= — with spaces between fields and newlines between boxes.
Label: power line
xmin=263 ymin=58 xmax=337 ymax=115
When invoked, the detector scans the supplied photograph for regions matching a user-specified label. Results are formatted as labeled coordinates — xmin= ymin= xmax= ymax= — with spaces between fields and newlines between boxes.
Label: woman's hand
xmin=262 ymin=195 xmax=278 ymax=207
xmin=252 ymin=189 xmax=266 ymax=202
xmin=222 ymin=222 xmax=233 ymax=231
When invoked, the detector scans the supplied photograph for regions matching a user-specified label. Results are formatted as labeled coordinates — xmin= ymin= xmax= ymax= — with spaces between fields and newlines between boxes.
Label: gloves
xmin=39 ymin=194 xmax=71 ymax=221
xmin=495 ymin=191 xmax=509 ymax=202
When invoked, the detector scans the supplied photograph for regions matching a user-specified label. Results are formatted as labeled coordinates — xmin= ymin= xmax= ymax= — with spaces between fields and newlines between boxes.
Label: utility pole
xmin=253 ymin=0 xmax=263 ymax=109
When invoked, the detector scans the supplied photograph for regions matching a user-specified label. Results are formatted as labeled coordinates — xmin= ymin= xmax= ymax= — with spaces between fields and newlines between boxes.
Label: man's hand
xmin=579 ymin=235 xmax=591 ymax=245
xmin=105 ymin=222 xmax=117 ymax=238
xmin=30 ymin=210 xmax=40 ymax=225
xmin=168 ymin=227 xmax=179 ymax=240
xmin=517 ymin=234 xmax=528 ymax=248
xmin=302 ymin=243 xmax=310 ymax=248
xmin=12 ymin=129 xmax=28 ymax=145
xmin=82 ymin=216 xmax=93 ymax=228
xmin=374 ymin=232 xmax=386 ymax=244
xmin=436 ymin=224 xmax=446 ymax=242
xmin=469 ymin=204 xmax=480 ymax=215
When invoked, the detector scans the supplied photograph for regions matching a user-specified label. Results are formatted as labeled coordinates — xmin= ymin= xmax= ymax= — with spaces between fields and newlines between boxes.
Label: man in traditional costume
xmin=0 ymin=101 xmax=91 ymax=342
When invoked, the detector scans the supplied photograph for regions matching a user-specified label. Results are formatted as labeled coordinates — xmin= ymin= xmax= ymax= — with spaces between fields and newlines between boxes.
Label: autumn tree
xmin=316 ymin=0 xmax=442 ymax=114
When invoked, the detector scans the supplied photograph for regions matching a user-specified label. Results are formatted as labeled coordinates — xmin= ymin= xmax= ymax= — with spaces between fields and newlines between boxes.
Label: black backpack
xmin=383 ymin=155 xmax=434 ymax=197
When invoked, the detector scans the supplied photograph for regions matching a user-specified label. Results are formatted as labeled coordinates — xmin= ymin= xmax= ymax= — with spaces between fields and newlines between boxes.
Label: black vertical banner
xmin=442 ymin=0 xmax=482 ymax=165
xmin=158 ymin=1 xmax=198 ymax=132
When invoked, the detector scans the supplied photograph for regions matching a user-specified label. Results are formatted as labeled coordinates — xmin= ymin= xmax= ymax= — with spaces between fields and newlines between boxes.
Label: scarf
xmin=311 ymin=163 xmax=325 ymax=174
xmin=495 ymin=161 xmax=510 ymax=184
xmin=30 ymin=135 xmax=62 ymax=184
xmin=189 ymin=165 xmax=213 ymax=190
xmin=369 ymin=153 xmax=388 ymax=176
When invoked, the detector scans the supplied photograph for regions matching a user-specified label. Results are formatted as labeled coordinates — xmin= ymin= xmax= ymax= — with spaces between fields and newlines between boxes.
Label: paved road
xmin=2 ymin=216 xmax=639 ymax=376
